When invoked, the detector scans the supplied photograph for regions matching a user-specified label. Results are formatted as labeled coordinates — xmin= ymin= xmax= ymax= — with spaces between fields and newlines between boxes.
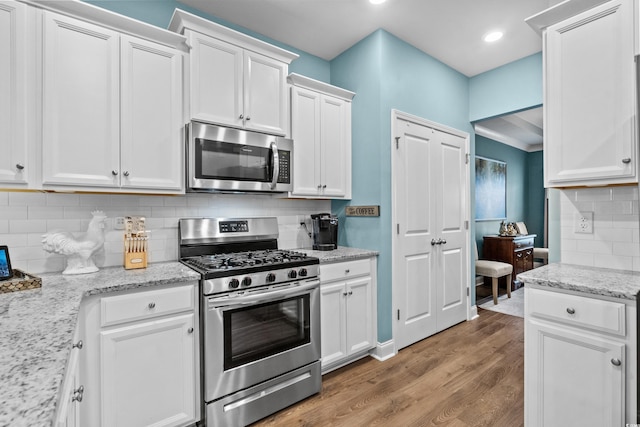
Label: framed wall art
xmin=475 ymin=156 xmax=507 ymax=221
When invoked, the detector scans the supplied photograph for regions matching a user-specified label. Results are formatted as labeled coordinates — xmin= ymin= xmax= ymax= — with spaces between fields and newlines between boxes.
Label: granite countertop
xmin=517 ymin=263 xmax=640 ymax=301
xmin=0 ymin=262 xmax=200 ymax=427
xmin=296 ymin=246 xmax=379 ymax=263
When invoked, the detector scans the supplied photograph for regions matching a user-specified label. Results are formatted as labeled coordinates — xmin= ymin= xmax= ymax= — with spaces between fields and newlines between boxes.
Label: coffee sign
xmin=345 ymin=205 xmax=380 ymax=217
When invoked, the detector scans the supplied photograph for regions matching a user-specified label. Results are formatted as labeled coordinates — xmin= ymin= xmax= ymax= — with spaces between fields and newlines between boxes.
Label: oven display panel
xmin=219 ymin=221 xmax=249 ymax=233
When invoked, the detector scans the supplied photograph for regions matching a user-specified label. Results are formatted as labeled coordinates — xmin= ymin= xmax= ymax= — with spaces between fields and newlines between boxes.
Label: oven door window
xmin=196 ymin=139 xmax=273 ymax=182
xmin=223 ymin=294 xmax=310 ymax=370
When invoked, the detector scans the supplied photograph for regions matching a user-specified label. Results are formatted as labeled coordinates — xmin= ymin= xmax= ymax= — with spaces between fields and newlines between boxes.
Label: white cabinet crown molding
xmin=168 ymin=8 xmax=298 ymax=64
xmin=287 ymin=73 xmax=355 ymax=102
xmin=18 ymin=0 xmax=187 ymax=50
xmin=525 ymin=0 xmax=611 ymax=34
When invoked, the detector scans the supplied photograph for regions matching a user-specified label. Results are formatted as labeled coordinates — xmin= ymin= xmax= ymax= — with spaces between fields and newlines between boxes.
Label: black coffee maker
xmin=311 ymin=213 xmax=338 ymax=251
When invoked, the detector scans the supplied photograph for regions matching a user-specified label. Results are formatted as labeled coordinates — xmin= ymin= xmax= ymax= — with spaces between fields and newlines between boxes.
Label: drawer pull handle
xmin=345 ymin=269 xmax=350 ymax=274
xmin=72 ymin=340 xmax=83 ymax=350
xmin=148 ymin=302 xmax=156 ymax=309
xmin=566 ymin=307 xmax=576 ymax=315
xmin=187 ymin=327 xmax=194 ymax=334
xmin=611 ymin=358 xmax=622 ymax=366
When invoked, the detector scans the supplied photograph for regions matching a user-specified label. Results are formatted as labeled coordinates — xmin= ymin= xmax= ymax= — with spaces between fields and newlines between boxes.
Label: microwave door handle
xmin=270 ymin=140 xmax=279 ymax=189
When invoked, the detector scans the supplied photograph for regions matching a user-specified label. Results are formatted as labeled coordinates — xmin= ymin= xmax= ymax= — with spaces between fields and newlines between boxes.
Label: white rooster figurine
xmin=42 ymin=210 xmax=108 ymax=275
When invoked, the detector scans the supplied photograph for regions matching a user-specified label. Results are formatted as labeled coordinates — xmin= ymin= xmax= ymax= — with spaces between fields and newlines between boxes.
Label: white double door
xmin=392 ymin=112 xmax=469 ymax=350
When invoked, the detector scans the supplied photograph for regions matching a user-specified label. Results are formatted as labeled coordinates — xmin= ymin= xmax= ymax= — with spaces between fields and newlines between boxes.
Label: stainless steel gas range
xmin=178 ymin=217 xmax=321 ymax=426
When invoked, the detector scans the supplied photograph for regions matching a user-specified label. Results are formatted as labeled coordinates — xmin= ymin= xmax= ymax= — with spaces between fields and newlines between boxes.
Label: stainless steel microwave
xmin=186 ymin=121 xmax=293 ymax=193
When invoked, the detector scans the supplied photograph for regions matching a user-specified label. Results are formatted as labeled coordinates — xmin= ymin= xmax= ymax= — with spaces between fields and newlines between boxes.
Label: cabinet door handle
xmin=239 ymin=114 xmax=244 ymax=119
xmin=431 ymin=239 xmax=438 ymax=246
xmin=72 ymin=385 xmax=84 ymax=402
xmin=187 ymin=327 xmax=194 ymax=334
xmin=348 ymin=291 xmax=353 ymax=296
xmin=566 ymin=307 xmax=575 ymax=315
xmin=246 ymin=116 xmax=251 ymax=121
xmin=123 ymin=171 xmax=130 ymax=177
xmin=111 ymin=170 xmax=118 ymax=176
xmin=345 ymin=269 xmax=350 ymax=274
xmin=611 ymin=358 xmax=622 ymax=366
xmin=343 ymin=292 xmax=348 ymax=296
xmin=148 ymin=302 xmax=156 ymax=309
xmin=622 ymin=158 xmax=631 ymax=164
xmin=72 ymin=340 xmax=83 ymax=350
xmin=15 ymin=163 xmax=25 ymax=170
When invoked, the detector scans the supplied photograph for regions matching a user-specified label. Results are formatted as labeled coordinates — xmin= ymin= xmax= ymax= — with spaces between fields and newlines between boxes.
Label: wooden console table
xmin=482 ymin=234 xmax=536 ymax=290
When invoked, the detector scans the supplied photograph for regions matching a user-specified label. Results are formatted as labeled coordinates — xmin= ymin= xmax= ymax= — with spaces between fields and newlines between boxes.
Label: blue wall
xmin=475 ymin=136 xmax=544 ymax=255
xmin=331 ymin=30 xmax=473 ymax=343
xmin=85 ymin=0 xmax=331 ymax=82
xmin=469 ymin=53 xmax=543 ymax=122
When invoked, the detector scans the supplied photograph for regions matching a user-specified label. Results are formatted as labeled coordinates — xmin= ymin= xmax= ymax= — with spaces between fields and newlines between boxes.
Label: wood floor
xmin=252 ymin=309 xmax=524 ymax=427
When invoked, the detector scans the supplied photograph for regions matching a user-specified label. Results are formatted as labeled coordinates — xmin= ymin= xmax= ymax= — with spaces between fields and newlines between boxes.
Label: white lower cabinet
xmin=55 ymin=325 xmax=85 ymax=427
xmin=82 ymin=282 xmax=199 ymax=427
xmin=525 ymin=287 xmax=636 ymax=426
xmin=320 ymin=257 xmax=377 ymax=373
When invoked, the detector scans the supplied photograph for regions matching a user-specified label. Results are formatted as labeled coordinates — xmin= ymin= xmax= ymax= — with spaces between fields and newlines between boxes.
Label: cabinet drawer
xmin=527 ymin=288 xmax=625 ymax=336
xmin=320 ymin=258 xmax=371 ymax=283
xmin=101 ymin=285 xmax=195 ymax=327
xmin=513 ymin=238 xmax=534 ymax=249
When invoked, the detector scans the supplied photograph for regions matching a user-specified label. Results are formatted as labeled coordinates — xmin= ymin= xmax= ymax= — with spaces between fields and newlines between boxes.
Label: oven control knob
xmin=266 ymin=273 xmax=276 ymax=283
xmin=288 ymin=270 xmax=297 ymax=279
xmin=229 ymin=278 xmax=240 ymax=289
xmin=242 ymin=277 xmax=252 ymax=287
xmin=299 ymin=268 xmax=308 ymax=277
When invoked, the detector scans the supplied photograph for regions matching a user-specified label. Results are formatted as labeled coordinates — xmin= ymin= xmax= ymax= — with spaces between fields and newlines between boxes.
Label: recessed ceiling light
xmin=370 ymin=0 xmax=386 ymax=4
xmin=483 ymin=31 xmax=504 ymax=43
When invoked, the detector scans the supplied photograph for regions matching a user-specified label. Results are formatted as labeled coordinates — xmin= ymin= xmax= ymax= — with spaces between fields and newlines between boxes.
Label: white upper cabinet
xmin=169 ymin=9 xmax=298 ymax=136
xmin=120 ymin=35 xmax=183 ymax=191
xmin=42 ymin=11 xmax=121 ymax=189
xmin=288 ymin=73 xmax=354 ymax=199
xmin=38 ymin=1 xmax=186 ymax=193
xmin=539 ymin=0 xmax=637 ymax=187
xmin=0 ymin=1 xmax=35 ymax=187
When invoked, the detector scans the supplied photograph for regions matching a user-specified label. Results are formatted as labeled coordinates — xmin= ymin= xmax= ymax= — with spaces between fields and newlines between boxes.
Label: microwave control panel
xmin=278 ymin=150 xmax=291 ymax=184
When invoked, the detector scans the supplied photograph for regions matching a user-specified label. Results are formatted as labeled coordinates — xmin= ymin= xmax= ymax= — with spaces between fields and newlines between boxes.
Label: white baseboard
xmin=469 ymin=304 xmax=479 ymax=320
xmin=370 ymin=339 xmax=396 ymax=362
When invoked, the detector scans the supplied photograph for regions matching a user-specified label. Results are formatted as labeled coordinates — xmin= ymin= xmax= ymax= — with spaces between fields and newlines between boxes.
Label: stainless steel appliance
xmin=179 ymin=217 xmax=321 ymax=426
xmin=186 ymin=121 xmax=293 ymax=193
xmin=311 ymin=213 xmax=338 ymax=251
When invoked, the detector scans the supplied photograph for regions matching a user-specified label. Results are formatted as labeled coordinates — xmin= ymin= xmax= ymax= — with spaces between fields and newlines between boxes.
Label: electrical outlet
xmin=114 ymin=217 xmax=126 ymax=230
xmin=574 ymin=211 xmax=593 ymax=234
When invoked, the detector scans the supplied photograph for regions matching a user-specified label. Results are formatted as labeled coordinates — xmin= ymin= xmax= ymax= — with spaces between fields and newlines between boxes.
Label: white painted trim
xmin=469 ymin=304 xmax=479 ymax=320
xmin=474 ymin=124 xmax=543 ymax=153
xmin=390 ymin=109 xmax=472 ymax=349
xmin=169 ymin=9 xmax=298 ymax=63
xmin=370 ymin=340 xmax=396 ymax=362
xmin=20 ymin=0 xmax=187 ymax=50
xmin=287 ymin=73 xmax=355 ymax=101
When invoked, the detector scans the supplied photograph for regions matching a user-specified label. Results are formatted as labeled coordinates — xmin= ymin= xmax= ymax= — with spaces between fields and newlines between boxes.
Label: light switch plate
xmin=574 ymin=211 xmax=593 ymax=234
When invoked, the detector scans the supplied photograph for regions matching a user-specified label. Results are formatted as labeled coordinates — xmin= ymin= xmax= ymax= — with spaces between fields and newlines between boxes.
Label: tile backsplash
xmin=0 ymin=191 xmax=329 ymax=274
xmin=559 ymin=186 xmax=640 ymax=271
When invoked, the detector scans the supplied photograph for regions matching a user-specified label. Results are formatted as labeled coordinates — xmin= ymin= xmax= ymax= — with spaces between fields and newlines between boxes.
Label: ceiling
xmin=180 ymin=0 xmax=555 ymax=149
xmin=474 ymin=107 xmax=543 ymax=152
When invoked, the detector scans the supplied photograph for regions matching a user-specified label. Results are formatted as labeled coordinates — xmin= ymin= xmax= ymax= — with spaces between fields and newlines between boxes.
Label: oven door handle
xmin=270 ymin=140 xmax=279 ymax=190
xmin=208 ymin=280 xmax=319 ymax=309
